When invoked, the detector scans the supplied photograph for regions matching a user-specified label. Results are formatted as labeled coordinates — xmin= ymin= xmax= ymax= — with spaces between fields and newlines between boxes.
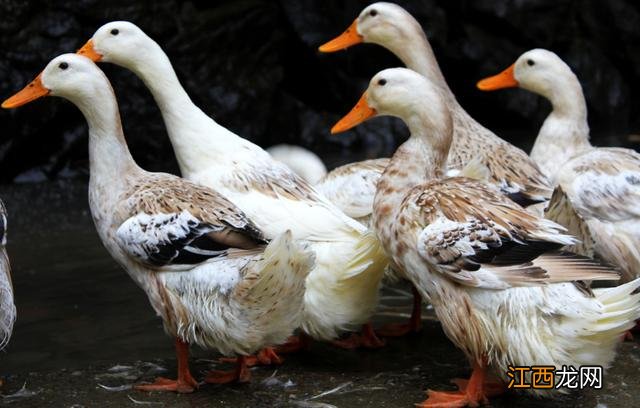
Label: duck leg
xmin=275 ymin=332 xmax=312 ymax=354
xmin=217 ymin=346 xmax=284 ymax=367
xmin=418 ymin=361 xmax=504 ymax=407
xmin=331 ymin=323 xmax=386 ymax=349
xmin=623 ymin=320 xmax=639 ymax=341
xmin=134 ymin=338 xmax=198 ymax=393
xmin=377 ymin=286 xmax=422 ymax=337
xmin=205 ymin=355 xmax=251 ymax=384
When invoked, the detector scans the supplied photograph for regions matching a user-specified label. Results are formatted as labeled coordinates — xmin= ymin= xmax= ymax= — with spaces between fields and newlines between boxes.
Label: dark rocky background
xmin=0 ymin=0 xmax=638 ymax=183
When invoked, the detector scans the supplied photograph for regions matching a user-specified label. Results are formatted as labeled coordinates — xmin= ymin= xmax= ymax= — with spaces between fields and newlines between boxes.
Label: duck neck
xmin=530 ymin=75 xmax=591 ymax=179
xmin=547 ymin=73 xmax=589 ymax=122
xmin=129 ymin=43 xmax=201 ymax=125
xmin=126 ymin=42 xmax=239 ymax=177
xmin=70 ymin=79 xmax=139 ymax=189
xmin=383 ymin=22 xmax=454 ymax=103
xmin=375 ymin=112 xmax=450 ymax=212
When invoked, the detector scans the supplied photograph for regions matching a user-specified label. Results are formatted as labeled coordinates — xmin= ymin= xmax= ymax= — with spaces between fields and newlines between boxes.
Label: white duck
xmin=478 ymin=48 xmax=640 ymax=282
xmin=314 ymin=157 xmax=424 ymax=336
xmin=77 ymin=22 xmax=388 ymax=351
xmin=332 ymin=67 xmax=640 ymax=407
xmin=2 ymin=54 xmax=314 ymax=392
xmin=266 ymin=144 xmax=327 ymax=185
xmin=319 ymin=2 xmax=552 ymax=206
xmin=315 ymin=158 xmax=389 ymax=226
xmin=0 ymin=200 xmax=15 ymax=352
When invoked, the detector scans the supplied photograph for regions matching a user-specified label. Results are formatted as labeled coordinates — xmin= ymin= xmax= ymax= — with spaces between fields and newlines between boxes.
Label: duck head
xmin=2 ymin=54 xmax=108 ymax=109
xmin=319 ymin=2 xmax=421 ymax=53
xmin=78 ymin=21 xmax=155 ymax=68
xmin=477 ymin=48 xmax=577 ymax=102
xmin=331 ymin=67 xmax=449 ymax=136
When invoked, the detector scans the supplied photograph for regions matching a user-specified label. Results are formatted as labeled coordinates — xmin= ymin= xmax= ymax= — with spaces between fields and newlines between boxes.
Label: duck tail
xmin=341 ymin=229 xmax=389 ymax=283
xmin=235 ymin=230 xmax=315 ymax=346
xmin=593 ymin=278 xmax=640 ymax=334
xmin=577 ymin=278 xmax=640 ymax=366
xmin=337 ymin=229 xmax=389 ymax=316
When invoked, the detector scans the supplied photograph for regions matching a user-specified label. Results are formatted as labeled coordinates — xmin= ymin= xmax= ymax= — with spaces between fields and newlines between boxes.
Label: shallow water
xmin=0 ymin=181 xmax=639 ymax=407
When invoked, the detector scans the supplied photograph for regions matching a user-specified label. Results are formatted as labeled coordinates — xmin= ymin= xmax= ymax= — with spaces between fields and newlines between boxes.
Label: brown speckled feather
xmin=449 ymin=110 xmax=553 ymax=205
xmin=120 ymin=173 xmax=267 ymax=252
xmin=397 ymin=177 xmax=615 ymax=288
xmin=546 ymin=147 xmax=640 ymax=281
xmin=411 ymin=177 xmax=549 ymax=239
xmin=225 ymin=162 xmax=320 ymax=204
xmin=545 ymin=186 xmax=595 ymax=258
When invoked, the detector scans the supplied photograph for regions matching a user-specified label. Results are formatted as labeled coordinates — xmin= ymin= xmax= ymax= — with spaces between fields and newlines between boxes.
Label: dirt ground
xmin=1 ymin=182 xmax=639 ymax=407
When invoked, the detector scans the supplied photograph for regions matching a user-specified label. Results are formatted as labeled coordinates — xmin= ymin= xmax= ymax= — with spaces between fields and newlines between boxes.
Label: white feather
xmin=267 ymin=144 xmax=327 ymax=185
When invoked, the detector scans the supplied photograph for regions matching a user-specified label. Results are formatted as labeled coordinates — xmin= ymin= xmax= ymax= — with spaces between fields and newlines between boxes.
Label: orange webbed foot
xmin=218 ymin=347 xmax=284 ymax=367
xmin=205 ymin=369 xmax=250 ymax=384
xmin=205 ymin=356 xmax=251 ymax=384
xmin=332 ymin=323 xmax=386 ymax=349
xmin=418 ymin=362 xmax=498 ymax=407
xmin=134 ymin=375 xmax=198 ymax=394
xmin=135 ymin=338 xmax=199 ymax=393
xmin=450 ymin=377 xmax=505 ymax=398
xmin=360 ymin=322 xmax=386 ymax=348
xmin=417 ymin=388 xmax=485 ymax=408
xmin=275 ymin=334 xmax=311 ymax=354
xmin=331 ymin=333 xmax=364 ymax=350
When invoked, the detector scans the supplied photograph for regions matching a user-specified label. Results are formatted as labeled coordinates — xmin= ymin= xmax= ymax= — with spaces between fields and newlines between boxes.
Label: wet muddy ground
xmin=0 ymin=181 xmax=639 ymax=407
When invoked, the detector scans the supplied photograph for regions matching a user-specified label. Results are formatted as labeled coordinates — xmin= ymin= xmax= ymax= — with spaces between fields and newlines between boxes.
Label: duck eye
xmin=111 ymin=28 xmax=119 ymax=35
xmin=527 ymin=59 xmax=535 ymax=66
xmin=369 ymin=9 xmax=378 ymax=17
xmin=58 ymin=62 xmax=68 ymax=70
xmin=378 ymin=78 xmax=387 ymax=86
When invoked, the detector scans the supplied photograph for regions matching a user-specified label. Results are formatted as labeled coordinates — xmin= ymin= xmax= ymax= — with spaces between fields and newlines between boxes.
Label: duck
xmin=315 ymin=157 xmax=425 ymax=336
xmin=77 ymin=22 xmax=388 ymax=352
xmin=319 ymin=2 xmax=554 ymax=337
xmin=0 ymin=199 xmax=16 ymax=352
xmin=2 ymin=54 xmax=314 ymax=392
xmin=478 ymin=48 xmax=640 ymax=282
xmin=319 ymin=2 xmax=552 ymax=207
xmin=266 ymin=144 xmax=328 ymax=185
xmin=331 ymin=67 xmax=640 ymax=407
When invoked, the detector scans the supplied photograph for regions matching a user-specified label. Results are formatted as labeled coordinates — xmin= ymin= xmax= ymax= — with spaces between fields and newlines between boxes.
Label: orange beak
xmin=319 ymin=19 xmax=363 ymax=52
xmin=331 ymin=92 xmax=376 ymax=134
xmin=77 ymin=39 xmax=103 ymax=62
xmin=477 ymin=63 xmax=518 ymax=91
xmin=2 ymin=73 xmax=50 ymax=109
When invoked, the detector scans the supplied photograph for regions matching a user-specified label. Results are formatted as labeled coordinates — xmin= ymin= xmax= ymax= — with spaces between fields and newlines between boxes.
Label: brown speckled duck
xmin=320 ymin=2 xmax=552 ymax=206
xmin=332 ymin=67 xmax=640 ymax=407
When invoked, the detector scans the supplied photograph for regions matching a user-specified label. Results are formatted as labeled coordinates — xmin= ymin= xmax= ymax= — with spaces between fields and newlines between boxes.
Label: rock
xmin=0 ymin=0 xmax=638 ymax=182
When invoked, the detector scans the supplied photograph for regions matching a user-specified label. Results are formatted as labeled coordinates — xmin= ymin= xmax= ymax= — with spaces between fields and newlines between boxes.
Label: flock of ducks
xmin=1 ymin=2 xmax=639 ymax=406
